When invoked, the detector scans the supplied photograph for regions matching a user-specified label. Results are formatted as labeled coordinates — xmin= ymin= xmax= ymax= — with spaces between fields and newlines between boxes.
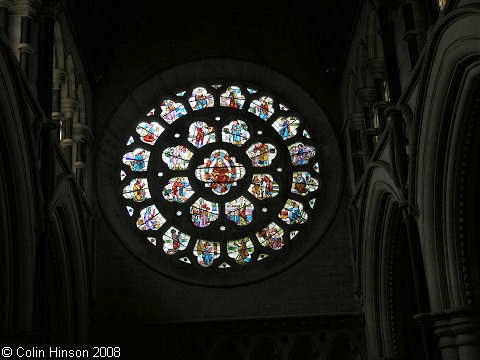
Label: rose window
xmin=120 ymin=84 xmax=320 ymax=269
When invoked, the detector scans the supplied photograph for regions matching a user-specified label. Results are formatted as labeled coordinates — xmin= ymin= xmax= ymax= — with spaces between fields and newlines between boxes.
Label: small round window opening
xmin=120 ymin=84 xmax=321 ymax=269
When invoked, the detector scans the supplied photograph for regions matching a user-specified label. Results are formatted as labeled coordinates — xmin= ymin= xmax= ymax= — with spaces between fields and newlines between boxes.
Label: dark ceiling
xmin=65 ymin=0 xmax=359 ymax=85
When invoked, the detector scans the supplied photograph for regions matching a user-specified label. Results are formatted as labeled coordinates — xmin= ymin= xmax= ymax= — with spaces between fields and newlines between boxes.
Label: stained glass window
xmin=120 ymin=83 xmax=321 ymax=270
xmin=438 ymin=0 xmax=447 ymax=11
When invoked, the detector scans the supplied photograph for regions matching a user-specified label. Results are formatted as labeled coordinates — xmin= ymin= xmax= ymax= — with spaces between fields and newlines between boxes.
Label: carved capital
xmin=367 ymin=57 xmax=386 ymax=79
xmin=348 ymin=112 xmax=366 ymax=130
xmin=72 ymin=123 xmax=92 ymax=141
xmin=52 ymin=68 xmax=65 ymax=88
xmin=10 ymin=0 xmax=39 ymax=16
xmin=61 ymin=97 xmax=78 ymax=119
xmin=357 ymin=87 xmax=377 ymax=106
xmin=0 ymin=0 xmax=13 ymax=9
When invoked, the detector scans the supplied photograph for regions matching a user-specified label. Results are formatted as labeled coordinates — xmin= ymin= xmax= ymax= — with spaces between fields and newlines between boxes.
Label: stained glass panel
xmin=123 ymin=148 xmax=150 ymax=171
xmin=136 ymin=205 xmax=166 ymax=231
xmin=136 ymin=121 xmax=164 ymax=145
xmin=272 ymin=116 xmax=300 ymax=140
xmin=163 ymin=177 xmax=194 ymax=203
xmin=147 ymin=237 xmax=157 ymax=246
xmin=288 ymin=142 xmax=316 ymax=165
xmin=291 ymin=172 xmax=319 ymax=196
xmin=122 ymin=178 xmax=151 ymax=202
xmin=246 ymin=143 xmax=277 ymax=167
xmin=146 ymin=109 xmax=155 ymax=117
xmin=222 ymin=120 xmax=250 ymax=146
xmin=193 ymin=240 xmax=220 ymax=267
xmin=278 ymin=199 xmax=308 ymax=224
xmin=120 ymin=170 xmax=126 ymax=181
xmin=162 ymin=146 xmax=193 ymax=170
xmin=226 ymin=196 xmax=254 ymax=226
xmin=188 ymin=121 xmax=216 ymax=148
xmin=189 ymin=87 xmax=214 ymax=110
xmin=248 ymin=174 xmax=279 ymax=200
xmin=195 ymin=150 xmax=245 ymax=195
xmin=190 ymin=198 xmax=219 ymax=227
xmin=303 ymin=130 xmax=311 ymax=139
xmin=313 ymin=162 xmax=320 ymax=173
xmin=162 ymin=226 xmax=190 ymax=254
xmin=126 ymin=206 xmax=134 ymax=216
xmin=227 ymin=238 xmax=254 ymax=264
xmin=309 ymin=198 xmax=316 ymax=209
xmin=160 ymin=100 xmax=187 ymax=124
xmin=126 ymin=136 xmax=134 ymax=145
xmin=248 ymin=96 xmax=274 ymax=120
xmin=256 ymin=222 xmax=284 ymax=250
xmin=279 ymin=104 xmax=289 ymax=111
xmin=220 ymin=86 xmax=245 ymax=109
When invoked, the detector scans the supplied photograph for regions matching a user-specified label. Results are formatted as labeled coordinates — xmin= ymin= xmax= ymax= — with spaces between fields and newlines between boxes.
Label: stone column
xmin=452 ymin=315 xmax=480 ymax=360
xmin=0 ymin=0 xmax=12 ymax=32
xmin=73 ymin=123 xmax=91 ymax=190
xmin=9 ymin=0 xmax=38 ymax=78
xmin=60 ymin=97 xmax=78 ymax=168
xmin=349 ymin=112 xmax=370 ymax=165
xmin=52 ymin=68 xmax=65 ymax=141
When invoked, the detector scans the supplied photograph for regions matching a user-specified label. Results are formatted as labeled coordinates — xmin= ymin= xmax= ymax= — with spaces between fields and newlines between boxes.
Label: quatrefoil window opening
xmin=121 ymin=84 xmax=320 ymax=269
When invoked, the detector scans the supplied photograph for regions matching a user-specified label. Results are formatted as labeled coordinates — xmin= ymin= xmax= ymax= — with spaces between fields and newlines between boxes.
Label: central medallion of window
xmin=195 ymin=149 xmax=245 ymax=195
xmin=120 ymin=85 xmax=320 ymax=269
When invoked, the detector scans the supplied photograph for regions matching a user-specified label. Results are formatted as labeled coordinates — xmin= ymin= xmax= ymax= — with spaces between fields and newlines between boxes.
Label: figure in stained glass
xmin=288 ymin=142 xmax=316 ymax=165
xmin=227 ymin=238 xmax=254 ymax=265
xmin=188 ymin=121 xmax=216 ymax=148
xmin=222 ymin=120 xmax=249 ymax=146
xmin=226 ymin=196 xmax=254 ymax=226
xmin=190 ymin=198 xmax=219 ymax=227
xmin=195 ymin=150 xmax=245 ymax=195
xmin=248 ymin=96 xmax=274 ymax=120
xmin=162 ymin=226 xmax=190 ymax=255
xmin=160 ymin=100 xmax=187 ymax=124
xmin=189 ymin=87 xmax=214 ymax=110
xmin=256 ymin=222 xmax=284 ymax=250
xmin=122 ymin=148 xmax=150 ymax=171
xmin=136 ymin=205 xmax=166 ymax=231
xmin=163 ymin=177 xmax=194 ymax=203
xmin=136 ymin=121 xmax=164 ymax=145
xmin=272 ymin=116 xmax=299 ymax=140
xmin=291 ymin=172 xmax=319 ymax=196
xmin=246 ymin=142 xmax=277 ymax=167
xmin=193 ymin=240 xmax=220 ymax=267
xmin=220 ymin=86 xmax=245 ymax=109
xmin=278 ymin=199 xmax=308 ymax=225
xmin=248 ymin=174 xmax=279 ymax=200
xmin=122 ymin=178 xmax=151 ymax=202
xmin=162 ymin=146 xmax=193 ymax=170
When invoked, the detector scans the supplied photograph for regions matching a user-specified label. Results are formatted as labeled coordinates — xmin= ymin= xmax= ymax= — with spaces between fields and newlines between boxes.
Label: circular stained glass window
xmin=120 ymin=84 xmax=321 ymax=270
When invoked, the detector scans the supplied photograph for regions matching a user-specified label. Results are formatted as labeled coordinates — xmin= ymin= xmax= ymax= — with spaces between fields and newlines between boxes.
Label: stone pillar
xmin=52 ymin=68 xmax=65 ymax=141
xmin=349 ymin=112 xmax=370 ymax=165
xmin=60 ymin=97 xmax=78 ymax=168
xmin=0 ymin=0 xmax=12 ymax=32
xmin=9 ymin=0 xmax=38 ymax=78
xmin=452 ymin=316 xmax=480 ymax=360
xmin=73 ymin=123 xmax=91 ymax=191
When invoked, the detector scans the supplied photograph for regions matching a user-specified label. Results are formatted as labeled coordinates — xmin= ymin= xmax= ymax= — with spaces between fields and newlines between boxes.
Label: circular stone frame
xmin=95 ymin=59 xmax=344 ymax=287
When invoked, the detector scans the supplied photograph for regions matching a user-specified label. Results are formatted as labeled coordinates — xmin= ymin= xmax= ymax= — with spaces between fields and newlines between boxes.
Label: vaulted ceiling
xmin=65 ymin=0 xmax=359 ymax=85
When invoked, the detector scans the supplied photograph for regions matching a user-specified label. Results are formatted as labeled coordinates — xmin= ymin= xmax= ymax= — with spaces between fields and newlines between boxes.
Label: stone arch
xmin=359 ymin=160 xmax=429 ymax=358
xmin=46 ymin=179 xmax=91 ymax=343
xmin=413 ymin=8 xmax=480 ymax=312
xmin=0 ymin=34 xmax=41 ymax=336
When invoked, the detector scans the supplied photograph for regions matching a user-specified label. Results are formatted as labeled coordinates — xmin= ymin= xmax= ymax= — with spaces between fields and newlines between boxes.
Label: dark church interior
xmin=1 ymin=0 xmax=479 ymax=359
